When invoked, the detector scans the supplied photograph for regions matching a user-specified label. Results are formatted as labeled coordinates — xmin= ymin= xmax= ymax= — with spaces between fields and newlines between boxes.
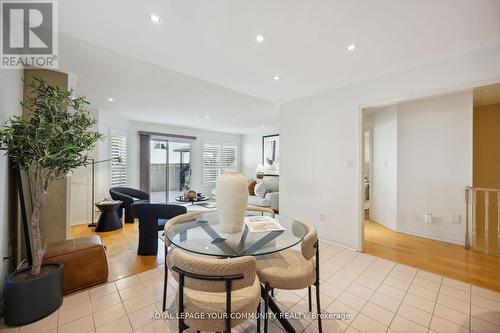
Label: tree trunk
xmin=30 ymin=174 xmax=48 ymax=276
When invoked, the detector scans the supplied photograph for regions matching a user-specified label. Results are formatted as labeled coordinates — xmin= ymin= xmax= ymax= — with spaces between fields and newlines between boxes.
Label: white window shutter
xmin=203 ymin=141 xmax=238 ymax=184
xmin=111 ymin=135 xmax=127 ymax=186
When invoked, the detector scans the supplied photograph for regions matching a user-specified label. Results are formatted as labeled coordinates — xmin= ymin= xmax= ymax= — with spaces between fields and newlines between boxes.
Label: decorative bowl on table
xmin=184 ymin=190 xmax=197 ymax=200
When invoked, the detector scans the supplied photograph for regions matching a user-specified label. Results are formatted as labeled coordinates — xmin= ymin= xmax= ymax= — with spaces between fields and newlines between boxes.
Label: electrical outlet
xmin=425 ymin=212 xmax=432 ymax=224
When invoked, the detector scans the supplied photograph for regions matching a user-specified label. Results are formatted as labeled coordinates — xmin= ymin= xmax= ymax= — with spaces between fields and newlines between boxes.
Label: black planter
xmin=4 ymin=262 xmax=64 ymax=326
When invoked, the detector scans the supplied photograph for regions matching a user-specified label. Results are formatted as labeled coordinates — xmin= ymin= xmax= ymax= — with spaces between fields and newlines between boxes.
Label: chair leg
xmin=162 ymin=244 xmax=168 ymax=312
xmin=308 ymin=286 xmax=312 ymax=312
xmin=256 ymin=302 xmax=261 ymax=332
xmin=271 ymin=288 xmax=274 ymax=297
xmin=315 ymin=283 xmax=322 ymax=333
xmin=264 ymin=283 xmax=270 ymax=333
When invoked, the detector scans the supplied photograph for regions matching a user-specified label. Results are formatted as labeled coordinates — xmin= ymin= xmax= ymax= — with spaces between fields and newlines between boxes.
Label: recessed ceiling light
xmin=149 ymin=14 xmax=161 ymax=23
xmin=107 ymin=97 xmax=114 ymax=102
xmin=205 ymin=115 xmax=211 ymax=119
xmin=255 ymin=34 xmax=265 ymax=43
xmin=261 ymin=125 xmax=265 ymax=129
xmin=346 ymin=43 xmax=358 ymax=51
xmin=273 ymin=75 xmax=281 ymax=81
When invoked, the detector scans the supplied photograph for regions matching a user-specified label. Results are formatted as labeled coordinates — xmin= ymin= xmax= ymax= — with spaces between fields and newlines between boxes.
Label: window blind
xmin=203 ymin=141 xmax=238 ymax=184
xmin=111 ymin=135 xmax=127 ymax=186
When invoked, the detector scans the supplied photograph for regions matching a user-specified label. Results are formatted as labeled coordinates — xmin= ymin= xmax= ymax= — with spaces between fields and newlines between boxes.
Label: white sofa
xmin=247 ymin=176 xmax=279 ymax=212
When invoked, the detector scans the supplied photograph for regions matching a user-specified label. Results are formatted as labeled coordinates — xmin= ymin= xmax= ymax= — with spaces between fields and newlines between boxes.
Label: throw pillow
xmin=248 ymin=179 xmax=257 ymax=195
xmin=254 ymin=181 xmax=269 ymax=198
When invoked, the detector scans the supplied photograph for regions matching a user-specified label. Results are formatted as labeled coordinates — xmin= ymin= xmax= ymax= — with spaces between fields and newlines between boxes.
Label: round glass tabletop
xmin=165 ymin=210 xmax=306 ymax=257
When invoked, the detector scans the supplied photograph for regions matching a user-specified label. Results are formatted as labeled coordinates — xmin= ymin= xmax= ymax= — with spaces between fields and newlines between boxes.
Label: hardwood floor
xmin=364 ymin=219 xmax=500 ymax=292
xmin=72 ymin=219 xmax=500 ymax=292
xmin=71 ymin=222 xmax=164 ymax=282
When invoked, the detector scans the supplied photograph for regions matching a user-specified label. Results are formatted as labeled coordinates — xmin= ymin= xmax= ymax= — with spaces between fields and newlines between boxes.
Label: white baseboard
xmin=395 ymin=227 xmax=465 ymax=246
xmin=319 ymin=237 xmax=358 ymax=251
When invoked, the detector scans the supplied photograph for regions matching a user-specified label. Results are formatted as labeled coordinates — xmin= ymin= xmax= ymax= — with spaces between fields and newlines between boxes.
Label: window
xmin=111 ymin=134 xmax=127 ymax=186
xmin=203 ymin=141 xmax=238 ymax=184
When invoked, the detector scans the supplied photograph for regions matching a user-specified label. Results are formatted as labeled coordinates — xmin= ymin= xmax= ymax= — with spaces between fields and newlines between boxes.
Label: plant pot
xmin=4 ymin=262 xmax=64 ymax=326
xmin=216 ymin=171 xmax=248 ymax=233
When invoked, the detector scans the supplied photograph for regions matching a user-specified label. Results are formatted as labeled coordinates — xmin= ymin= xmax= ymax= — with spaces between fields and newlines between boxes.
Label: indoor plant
xmin=0 ymin=76 xmax=103 ymax=325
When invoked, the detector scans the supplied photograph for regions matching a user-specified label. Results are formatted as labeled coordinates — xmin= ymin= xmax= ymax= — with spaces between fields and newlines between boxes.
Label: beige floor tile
xmin=472 ymin=286 xmax=500 ymax=303
xmin=128 ymin=304 xmax=158 ymax=330
xmin=58 ymin=301 xmax=92 ymax=326
xmin=288 ymin=299 xmax=314 ymax=322
xmin=402 ymin=293 xmax=435 ymax=313
xmin=321 ymin=282 xmax=344 ymax=301
xmin=334 ymin=269 xmax=361 ymax=282
xmin=327 ymin=275 xmax=352 ymax=290
xmin=336 ymin=292 xmax=368 ymax=312
xmin=131 ymin=319 xmax=170 ymax=333
xmin=137 ymin=269 xmax=162 ymax=283
xmin=472 ymin=294 xmax=500 ymax=311
xmin=309 ymin=290 xmax=335 ymax=310
xmin=472 ymin=304 xmax=500 ymax=326
xmin=434 ymin=303 xmax=469 ymax=328
xmin=344 ymin=326 xmax=361 ymax=333
xmin=119 ymin=284 xmax=148 ymax=302
xmin=389 ymin=269 xmax=415 ymax=282
xmin=390 ymin=314 xmax=428 ymax=333
xmin=369 ymin=291 xmax=401 ymax=313
xmin=442 ymin=277 xmax=470 ymax=292
xmin=115 ymin=276 xmax=141 ymax=290
xmin=94 ymin=303 xmax=127 ymax=328
xmin=367 ymin=264 xmax=393 ymax=276
xmin=123 ymin=293 xmax=154 ymax=314
xmin=326 ymin=300 xmax=359 ymax=325
xmin=430 ymin=316 xmax=468 ymax=333
xmin=89 ymin=283 xmax=118 ymax=300
xmin=361 ymin=268 xmax=388 ymax=282
xmin=360 ymin=302 xmax=395 ymax=326
xmin=439 ymin=284 xmax=470 ymax=303
xmin=310 ymin=316 xmax=348 ymax=332
xmin=416 ymin=270 xmax=443 ymax=284
xmin=394 ymin=264 xmax=417 ymax=275
xmin=397 ymin=303 xmax=432 ymax=327
xmin=411 ymin=276 xmax=441 ymax=293
xmin=91 ymin=292 xmax=122 ymax=313
xmin=19 ymin=310 xmax=58 ymax=333
xmin=58 ymin=314 xmax=94 ymax=333
xmin=346 ymin=283 xmax=375 ymax=300
xmin=377 ymin=283 xmax=406 ymax=302
xmin=61 ymin=291 xmax=91 ymax=310
xmin=471 ymin=316 xmax=500 ymax=333
xmin=350 ymin=313 xmax=388 ymax=333
xmin=273 ymin=290 xmax=303 ymax=309
xmin=437 ymin=294 xmax=470 ymax=314
xmin=355 ymin=275 xmax=382 ymax=290
xmin=407 ymin=284 xmax=438 ymax=302
xmin=95 ymin=316 xmax=132 ymax=333
xmin=383 ymin=276 xmax=411 ymax=291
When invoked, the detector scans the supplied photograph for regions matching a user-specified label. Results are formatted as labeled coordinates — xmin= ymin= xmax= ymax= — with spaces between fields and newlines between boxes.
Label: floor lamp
xmin=88 ymin=156 xmax=123 ymax=227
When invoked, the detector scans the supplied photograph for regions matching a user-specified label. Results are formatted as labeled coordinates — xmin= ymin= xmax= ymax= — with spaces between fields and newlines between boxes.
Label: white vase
xmin=216 ymin=171 xmax=248 ymax=233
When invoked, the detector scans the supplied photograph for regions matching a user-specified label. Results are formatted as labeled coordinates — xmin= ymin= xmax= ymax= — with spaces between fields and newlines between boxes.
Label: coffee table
xmin=175 ymin=195 xmax=210 ymax=205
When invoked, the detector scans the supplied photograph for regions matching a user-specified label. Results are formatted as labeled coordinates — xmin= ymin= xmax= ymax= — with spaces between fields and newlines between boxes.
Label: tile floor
xmin=1 ymin=242 xmax=500 ymax=333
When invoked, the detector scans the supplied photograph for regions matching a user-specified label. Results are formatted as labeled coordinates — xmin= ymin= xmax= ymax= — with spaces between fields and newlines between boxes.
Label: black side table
xmin=95 ymin=200 xmax=123 ymax=232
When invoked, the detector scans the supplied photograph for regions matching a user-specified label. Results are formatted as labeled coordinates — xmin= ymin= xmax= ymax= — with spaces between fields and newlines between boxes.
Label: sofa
xmin=247 ymin=176 xmax=279 ymax=212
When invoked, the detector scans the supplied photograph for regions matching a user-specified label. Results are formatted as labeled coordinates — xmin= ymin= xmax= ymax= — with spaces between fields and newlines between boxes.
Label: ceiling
xmin=58 ymin=0 xmax=500 ymax=132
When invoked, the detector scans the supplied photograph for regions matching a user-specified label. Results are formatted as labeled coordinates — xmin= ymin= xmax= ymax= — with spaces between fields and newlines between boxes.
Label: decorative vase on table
xmin=216 ymin=171 xmax=248 ymax=233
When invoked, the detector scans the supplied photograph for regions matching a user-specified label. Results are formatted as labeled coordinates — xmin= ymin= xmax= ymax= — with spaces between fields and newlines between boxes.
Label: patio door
xmin=149 ymin=139 xmax=191 ymax=203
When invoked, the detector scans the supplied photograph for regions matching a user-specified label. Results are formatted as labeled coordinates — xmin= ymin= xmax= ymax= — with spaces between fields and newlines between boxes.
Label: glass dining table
xmin=163 ymin=210 xmax=307 ymax=333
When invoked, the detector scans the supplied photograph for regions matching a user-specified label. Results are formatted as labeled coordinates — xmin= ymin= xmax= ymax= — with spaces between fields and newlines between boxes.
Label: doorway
xmin=149 ymin=139 xmax=191 ymax=203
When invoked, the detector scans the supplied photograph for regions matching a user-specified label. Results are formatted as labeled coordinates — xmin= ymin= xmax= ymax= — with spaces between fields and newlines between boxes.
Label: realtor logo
xmin=1 ymin=0 xmax=58 ymax=69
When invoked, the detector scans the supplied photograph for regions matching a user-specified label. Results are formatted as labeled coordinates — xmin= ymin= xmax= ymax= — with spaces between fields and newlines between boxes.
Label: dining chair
xmin=256 ymin=220 xmax=322 ymax=333
xmin=170 ymin=248 xmax=262 ymax=332
xmin=162 ymin=211 xmax=202 ymax=312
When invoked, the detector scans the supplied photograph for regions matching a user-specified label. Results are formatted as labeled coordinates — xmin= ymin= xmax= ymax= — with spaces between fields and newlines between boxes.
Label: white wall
xmin=370 ymin=106 xmax=398 ymax=230
xmin=241 ymin=131 xmax=279 ymax=179
xmin=0 ymin=69 xmax=23 ymax=295
xmin=280 ymin=45 xmax=500 ymax=250
xmin=396 ymin=92 xmax=472 ymax=244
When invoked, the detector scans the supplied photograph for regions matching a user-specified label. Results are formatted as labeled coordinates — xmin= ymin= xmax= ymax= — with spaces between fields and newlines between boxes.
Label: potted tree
xmin=0 ymin=76 xmax=103 ymax=325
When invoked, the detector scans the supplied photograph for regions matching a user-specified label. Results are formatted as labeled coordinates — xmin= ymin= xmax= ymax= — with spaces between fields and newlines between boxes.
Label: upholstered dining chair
xmin=256 ymin=220 xmax=322 ymax=333
xmin=162 ymin=211 xmax=202 ymax=312
xmin=170 ymin=248 xmax=262 ymax=332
